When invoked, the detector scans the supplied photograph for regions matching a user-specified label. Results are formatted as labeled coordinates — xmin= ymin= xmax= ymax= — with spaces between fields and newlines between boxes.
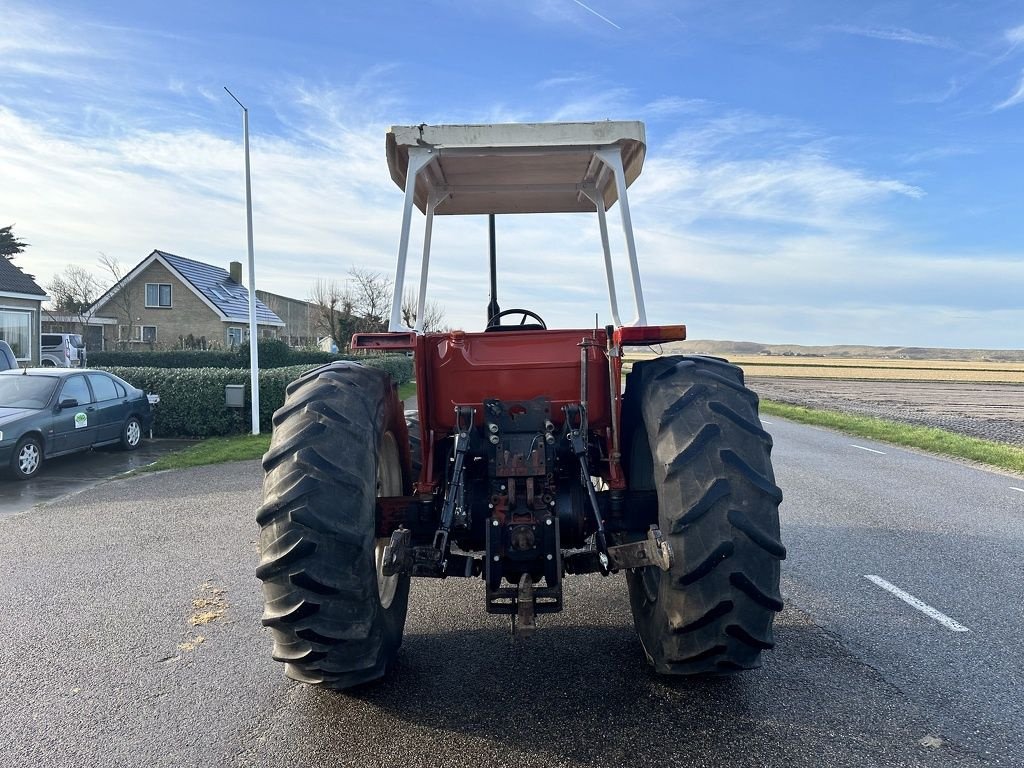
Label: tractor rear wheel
xmin=256 ymin=362 xmax=411 ymax=688
xmin=622 ymin=355 xmax=785 ymax=674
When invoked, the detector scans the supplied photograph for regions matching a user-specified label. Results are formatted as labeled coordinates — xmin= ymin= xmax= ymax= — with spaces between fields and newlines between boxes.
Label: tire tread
xmin=623 ymin=354 xmax=784 ymax=675
xmin=256 ymin=361 xmax=410 ymax=689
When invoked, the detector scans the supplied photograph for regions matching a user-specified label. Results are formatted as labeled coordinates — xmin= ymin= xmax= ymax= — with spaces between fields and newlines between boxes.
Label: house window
xmin=0 ymin=308 xmax=32 ymax=360
xmin=227 ymin=327 xmax=243 ymax=347
xmin=117 ymin=325 xmax=157 ymax=343
xmin=145 ymin=283 xmax=172 ymax=308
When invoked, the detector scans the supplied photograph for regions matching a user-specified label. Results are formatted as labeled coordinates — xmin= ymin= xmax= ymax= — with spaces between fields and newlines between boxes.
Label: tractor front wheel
xmin=256 ymin=363 xmax=411 ymax=688
xmin=623 ymin=355 xmax=786 ymax=674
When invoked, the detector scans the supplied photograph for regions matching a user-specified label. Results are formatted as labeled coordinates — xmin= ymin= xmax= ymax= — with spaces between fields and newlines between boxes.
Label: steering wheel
xmin=485 ymin=308 xmax=548 ymax=332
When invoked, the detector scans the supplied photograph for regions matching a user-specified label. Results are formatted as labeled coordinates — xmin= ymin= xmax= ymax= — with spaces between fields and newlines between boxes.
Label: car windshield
xmin=0 ymin=376 xmax=59 ymax=409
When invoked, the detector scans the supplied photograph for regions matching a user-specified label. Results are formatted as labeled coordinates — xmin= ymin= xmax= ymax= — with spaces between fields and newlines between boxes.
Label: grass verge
xmin=139 ymin=384 xmax=418 ymax=474
xmin=398 ymin=381 xmax=416 ymax=402
xmin=138 ymin=434 xmax=272 ymax=474
xmin=761 ymin=400 xmax=1024 ymax=475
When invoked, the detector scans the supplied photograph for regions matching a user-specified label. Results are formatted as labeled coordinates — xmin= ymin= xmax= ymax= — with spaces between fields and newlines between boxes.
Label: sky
xmin=1 ymin=0 xmax=1023 ymax=348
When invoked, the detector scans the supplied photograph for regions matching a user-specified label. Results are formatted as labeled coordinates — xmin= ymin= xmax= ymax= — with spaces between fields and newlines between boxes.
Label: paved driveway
xmin=0 ymin=456 xmax=999 ymax=768
xmin=0 ymin=438 xmax=193 ymax=518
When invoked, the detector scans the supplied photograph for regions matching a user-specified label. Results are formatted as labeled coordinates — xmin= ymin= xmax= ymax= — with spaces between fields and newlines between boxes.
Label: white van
xmin=40 ymin=333 xmax=87 ymax=368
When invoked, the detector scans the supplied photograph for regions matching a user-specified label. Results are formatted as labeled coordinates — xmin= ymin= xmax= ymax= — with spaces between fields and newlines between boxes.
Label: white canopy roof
xmin=386 ymin=121 xmax=646 ymax=215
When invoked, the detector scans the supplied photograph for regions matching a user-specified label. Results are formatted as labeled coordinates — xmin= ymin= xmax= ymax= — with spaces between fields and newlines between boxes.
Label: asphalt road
xmin=1 ymin=419 xmax=1021 ymax=767
xmin=0 ymin=438 xmax=193 ymax=518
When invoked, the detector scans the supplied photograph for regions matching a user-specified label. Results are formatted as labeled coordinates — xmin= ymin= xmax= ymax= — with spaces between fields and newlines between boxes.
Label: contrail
xmin=572 ymin=0 xmax=621 ymax=30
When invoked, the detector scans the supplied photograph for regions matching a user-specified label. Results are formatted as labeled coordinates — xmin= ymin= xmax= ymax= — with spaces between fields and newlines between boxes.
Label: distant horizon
xmin=677 ymin=339 xmax=1024 ymax=355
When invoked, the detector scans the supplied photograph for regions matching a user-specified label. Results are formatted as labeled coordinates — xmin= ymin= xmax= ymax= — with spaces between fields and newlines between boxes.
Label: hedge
xmin=100 ymin=356 xmax=413 ymax=438
xmin=88 ymin=339 xmax=349 ymax=370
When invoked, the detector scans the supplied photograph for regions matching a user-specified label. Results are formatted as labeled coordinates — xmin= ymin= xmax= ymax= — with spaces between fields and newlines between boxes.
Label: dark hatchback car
xmin=0 ymin=369 xmax=153 ymax=480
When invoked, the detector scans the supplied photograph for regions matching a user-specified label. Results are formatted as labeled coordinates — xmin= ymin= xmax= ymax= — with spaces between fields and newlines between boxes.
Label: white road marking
xmin=1010 ymin=487 xmax=1024 ymax=494
xmin=851 ymin=444 xmax=887 ymax=455
xmin=864 ymin=575 xmax=970 ymax=632
xmin=761 ymin=420 xmax=774 ymax=425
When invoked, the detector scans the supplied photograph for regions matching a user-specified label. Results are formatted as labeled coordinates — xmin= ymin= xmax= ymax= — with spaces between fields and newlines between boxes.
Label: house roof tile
xmin=0 ymin=258 xmax=47 ymax=297
xmin=154 ymin=251 xmax=283 ymax=325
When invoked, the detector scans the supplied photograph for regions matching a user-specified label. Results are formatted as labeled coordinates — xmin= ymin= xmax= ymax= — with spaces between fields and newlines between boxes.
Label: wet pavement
xmin=0 ymin=439 xmax=194 ymax=518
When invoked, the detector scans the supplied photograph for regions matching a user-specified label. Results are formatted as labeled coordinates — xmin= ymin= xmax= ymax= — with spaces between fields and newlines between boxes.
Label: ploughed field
xmin=725 ymin=356 xmax=1024 ymax=448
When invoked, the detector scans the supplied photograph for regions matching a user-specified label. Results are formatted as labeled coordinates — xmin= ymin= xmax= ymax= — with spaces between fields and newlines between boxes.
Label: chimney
xmin=229 ymin=261 xmax=242 ymax=284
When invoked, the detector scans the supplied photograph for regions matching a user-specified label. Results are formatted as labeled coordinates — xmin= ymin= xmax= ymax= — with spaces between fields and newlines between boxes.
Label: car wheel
xmin=41 ymin=360 xmax=56 ymax=368
xmin=11 ymin=435 xmax=43 ymax=480
xmin=120 ymin=416 xmax=143 ymax=450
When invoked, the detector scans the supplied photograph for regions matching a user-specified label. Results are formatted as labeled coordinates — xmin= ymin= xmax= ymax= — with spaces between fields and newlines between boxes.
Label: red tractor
xmin=257 ymin=121 xmax=785 ymax=688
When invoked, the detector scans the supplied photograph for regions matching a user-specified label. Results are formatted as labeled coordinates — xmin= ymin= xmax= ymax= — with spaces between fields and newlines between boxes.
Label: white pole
xmin=225 ymin=87 xmax=261 ymax=435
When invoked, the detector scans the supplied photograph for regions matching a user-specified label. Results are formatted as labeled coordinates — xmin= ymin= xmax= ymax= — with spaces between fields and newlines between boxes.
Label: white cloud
xmin=899 ymin=145 xmax=978 ymax=164
xmin=536 ymin=74 xmax=593 ymax=90
xmin=994 ymin=69 xmax=1024 ymax=109
xmin=0 ymin=7 xmax=97 ymax=60
xmin=633 ymin=117 xmax=923 ymax=238
xmin=899 ymin=78 xmax=963 ymax=105
xmin=0 ymin=4 xmax=1014 ymax=351
xmin=825 ymin=24 xmax=959 ymax=51
xmin=0 ymin=107 xmax=400 ymax=305
xmin=1006 ymin=24 xmax=1024 ymax=45
xmin=642 ymin=97 xmax=709 ymax=117
xmin=4 ymin=92 xmax=982 ymax=346
xmin=548 ymin=88 xmax=634 ymax=121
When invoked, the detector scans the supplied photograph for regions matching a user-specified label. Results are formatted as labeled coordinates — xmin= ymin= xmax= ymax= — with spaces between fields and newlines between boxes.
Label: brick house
xmin=0 ymin=257 xmax=49 ymax=365
xmin=256 ymin=290 xmax=318 ymax=347
xmin=88 ymin=250 xmax=284 ymax=350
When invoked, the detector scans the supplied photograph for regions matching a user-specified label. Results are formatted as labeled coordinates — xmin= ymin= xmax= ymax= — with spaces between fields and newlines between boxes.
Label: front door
xmin=86 ymin=373 xmax=125 ymax=443
xmin=52 ymin=374 xmax=97 ymax=454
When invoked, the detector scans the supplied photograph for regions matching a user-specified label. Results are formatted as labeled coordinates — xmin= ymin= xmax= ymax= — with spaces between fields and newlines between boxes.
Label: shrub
xmin=88 ymin=339 xmax=349 ymax=370
xmin=101 ymin=356 xmax=413 ymax=438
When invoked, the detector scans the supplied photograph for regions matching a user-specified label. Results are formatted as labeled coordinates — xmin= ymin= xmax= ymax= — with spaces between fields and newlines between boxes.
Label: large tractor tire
xmin=622 ymin=355 xmax=786 ymax=674
xmin=256 ymin=362 xmax=411 ymax=688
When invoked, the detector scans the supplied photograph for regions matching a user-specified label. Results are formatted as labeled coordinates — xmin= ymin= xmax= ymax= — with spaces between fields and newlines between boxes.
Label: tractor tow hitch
xmin=515 ymin=574 xmax=536 ymax=637
xmin=606 ymin=525 xmax=673 ymax=572
xmin=383 ymin=407 xmax=478 ymax=579
xmin=381 ymin=527 xmax=481 ymax=579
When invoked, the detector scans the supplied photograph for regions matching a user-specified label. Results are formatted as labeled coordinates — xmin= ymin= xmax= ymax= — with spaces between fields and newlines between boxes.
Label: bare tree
xmin=98 ymin=252 xmax=135 ymax=349
xmin=309 ymin=267 xmax=405 ymax=352
xmin=308 ymin=278 xmax=355 ymax=352
xmin=346 ymin=267 xmax=392 ymax=333
xmin=401 ymin=289 xmax=447 ymax=332
xmin=46 ymin=265 xmax=104 ymax=333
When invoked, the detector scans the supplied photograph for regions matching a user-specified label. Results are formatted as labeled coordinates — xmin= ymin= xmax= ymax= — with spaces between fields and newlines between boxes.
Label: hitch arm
xmin=563 ymin=404 xmax=610 ymax=563
xmin=432 ymin=406 xmax=475 ymax=569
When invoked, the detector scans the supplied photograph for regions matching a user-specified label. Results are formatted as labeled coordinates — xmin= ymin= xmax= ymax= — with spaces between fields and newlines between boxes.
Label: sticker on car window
xmin=75 ymin=412 xmax=88 ymax=429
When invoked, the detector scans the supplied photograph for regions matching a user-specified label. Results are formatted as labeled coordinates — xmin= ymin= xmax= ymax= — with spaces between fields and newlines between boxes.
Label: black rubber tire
xmin=256 ymin=362 xmax=411 ymax=688
xmin=9 ymin=435 xmax=43 ymax=480
xmin=622 ymin=355 xmax=786 ymax=674
xmin=119 ymin=415 xmax=143 ymax=450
